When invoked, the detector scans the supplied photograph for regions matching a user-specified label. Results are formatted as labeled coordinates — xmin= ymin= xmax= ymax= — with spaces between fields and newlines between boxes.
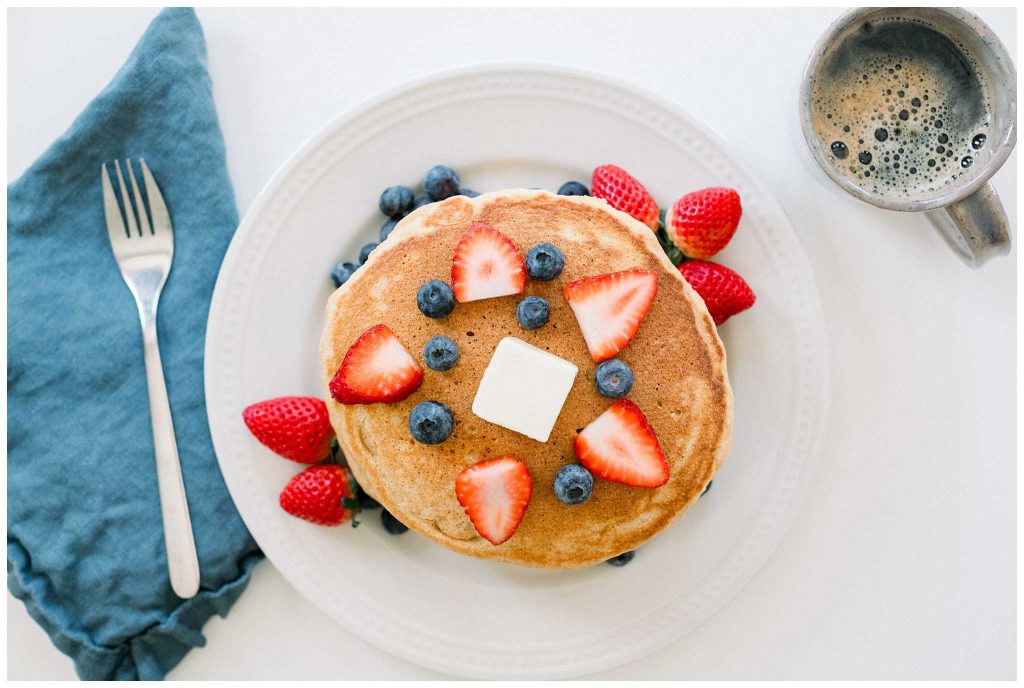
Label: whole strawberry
xmin=279 ymin=464 xmax=352 ymax=526
xmin=678 ymin=260 xmax=756 ymax=325
xmin=591 ymin=164 xmax=660 ymax=230
xmin=243 ymin=396 xmax=334 ymax=464
xmin=668 ymin=187 xmax=742 ymax=259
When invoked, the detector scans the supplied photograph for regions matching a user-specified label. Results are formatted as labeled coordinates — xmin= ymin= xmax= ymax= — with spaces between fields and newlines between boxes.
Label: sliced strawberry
xmin=563 ymin=269 xmax=658 ymax=362
xmin=574 ymin=399 xmax=669 ymax=487
xmin=450 ymin=223 xmax=526 ymax=302
xmin=330 ymin=324 xmax=423 ymax=404
xmin=242 ymin=396 xmax=334 ymax=464
xmin=455 ymin=456 xmax=532 ymax=545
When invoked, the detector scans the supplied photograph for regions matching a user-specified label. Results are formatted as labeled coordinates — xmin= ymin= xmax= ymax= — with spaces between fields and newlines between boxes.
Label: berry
xmin=379 ymin=185 xmax=415 ymax=219
xmin=553 ymin=464 xmax=593 ymax=505
xmin=606 ymin=550 xmax=635 ymax=567
xmin=423 ymin=336 xmax=459 ymax=371
xmin=450 ymin=223 xmax=526 ymax=303
xmin=279 ymin=464 xmax=352 ymax=526
xmin=423 ymin=165 xmax=460 ymax=201
xmin=358 ymin=242 xmax=378 ymax=264
xmin=416 ymin=279 xmax=456 ymax=319
xmin=667 ymin=187 xmax=742 ymax=259
xmin=459 ymin=189 xmax=480 ymax=198
xmin=591 ymin=164 xmax=659 ymax=230
xmin=574 ymin=399 xmax=669 ymax=487
xmin=525 ymin=242 xmax=564 ymax=281
xmin=413 ymin=196 xmax=433 ymax=210
xmin=242 ymin=396 xmax=335 ymax=464
xmin=558 ymin=181 xmax=589 ymax=196
xmin=594 ymin=359 xmax=634 ymax=398
xmin=359 ymin=493 xmax=382 ymax=509
xmin=563 ymin=270 xmax=658 ymax=362
xmin=381 ymin=508 xmax=409 ymax=534
xmin=408 ymin=401 xmax=454 ymax=444
xmin=455 ymin=457 xmax=532 ymax=545
xmin=678 ymin=261 xmax=756 ymax=325
xmin=380 ymin=217 xmax=399 ymax=242
xmin=516 ymin=296 xmax=550 ymax=330
xmin=330 ymin=261 xmax=358 ymax=287
xmin=701 ymin=480 xmax=713 ymax=497
xmin=329 ymin=324 xmax=423 ymax=404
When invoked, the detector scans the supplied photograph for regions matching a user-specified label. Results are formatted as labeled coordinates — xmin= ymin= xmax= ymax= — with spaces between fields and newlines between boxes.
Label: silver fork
xmin=102 ymin=159 xmax=200 ymax=599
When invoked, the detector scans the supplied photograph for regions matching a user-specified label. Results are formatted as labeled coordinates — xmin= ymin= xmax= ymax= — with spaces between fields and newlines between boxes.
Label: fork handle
xmin=140 ymin=315 xmax=201 ymax=599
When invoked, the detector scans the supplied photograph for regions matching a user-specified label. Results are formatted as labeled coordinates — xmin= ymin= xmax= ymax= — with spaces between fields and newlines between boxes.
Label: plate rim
xmin=205 ymin=61 xmax=831 ymax=678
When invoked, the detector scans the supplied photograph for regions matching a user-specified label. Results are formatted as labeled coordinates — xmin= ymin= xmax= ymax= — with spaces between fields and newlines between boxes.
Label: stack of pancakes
xmin=320 ymin=190 xmax=732 ymax=568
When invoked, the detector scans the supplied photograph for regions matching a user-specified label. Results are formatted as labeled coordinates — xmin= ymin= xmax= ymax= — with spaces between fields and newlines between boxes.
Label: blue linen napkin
xmin=7 ymin=8 xmax=263 ymax=680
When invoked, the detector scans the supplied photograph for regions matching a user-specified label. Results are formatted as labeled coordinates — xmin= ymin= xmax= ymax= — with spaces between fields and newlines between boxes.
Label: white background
xmin=6 ymin=7 xmax=1016 ymax=680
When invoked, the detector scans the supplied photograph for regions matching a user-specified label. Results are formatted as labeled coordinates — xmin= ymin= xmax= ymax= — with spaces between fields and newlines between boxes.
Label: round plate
xmin=205 ymin=64 xmax=830 ymax=678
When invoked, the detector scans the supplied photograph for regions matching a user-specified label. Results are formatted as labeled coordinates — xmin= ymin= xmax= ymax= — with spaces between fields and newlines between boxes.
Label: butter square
xmin=471 ymin=337 xmax=578 ymax=442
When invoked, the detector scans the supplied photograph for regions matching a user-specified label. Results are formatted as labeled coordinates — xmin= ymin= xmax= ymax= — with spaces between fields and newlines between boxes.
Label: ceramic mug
xmin=799 ymin=7 xmax=1016 ymax=267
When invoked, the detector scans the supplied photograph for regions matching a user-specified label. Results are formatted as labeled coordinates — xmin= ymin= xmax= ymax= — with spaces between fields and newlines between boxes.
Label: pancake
xmin=319 ymin=189 xmax=732 ymax=568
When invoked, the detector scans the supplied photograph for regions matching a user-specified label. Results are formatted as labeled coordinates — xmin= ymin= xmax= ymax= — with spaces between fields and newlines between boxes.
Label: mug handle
xmin=925 ymin=183 xmax=1012 ymax=267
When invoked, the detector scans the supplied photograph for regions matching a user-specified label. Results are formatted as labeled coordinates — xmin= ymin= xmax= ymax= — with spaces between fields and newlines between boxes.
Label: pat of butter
xmin=472 ymin=337 xmax=578 ymax=442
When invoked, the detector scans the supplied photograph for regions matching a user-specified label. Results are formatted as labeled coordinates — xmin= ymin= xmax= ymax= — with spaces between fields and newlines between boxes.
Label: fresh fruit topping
xmin=359 ymin=492 xmax=382 ymax=509
xmin=553 ymin=464 xmax=594 ymax=505
xmin=574 ymin=399 xmax=669 ymax=487
xmin=516 ymin=296 xmax=550 ymax=330
xmin=594 ymin=359 xmax=634 ymax=398
xmin=379 ymin=185 xmax=415 ymax=219
xmin=242 ymin=396 xmax=335 ymax=464
xmin=379 ymin=217 xmax=399 ymax=242
xmin=358 ymin=242 xmax=378 ymax=264
xmin=416 ymin=279 xmax=456 ymax=319
xmin=591 ymin=164 xmax=659 ymax=230
xmin=667 ymin=187 xmax=742 ymax=259
xmin=450 ymin=223 xmax=526 ymax=302
xmin=525 ymin=242 xmax=565 ymax=281
xmin=330 ymin=324 xmax=423 ymax=404
xmin=423 ymin=336 xmax=460 ymax=371
xmin=423 ymin=164 xmax=461 ymax=201
xmin=455 ymin=457 xmax=532 ymax=545
xmin=381 ymin=508 xmax=409 ymax=535
xmin=606 ymin=550 xmax=636 ymax=567
xmin=279 ymin=464 xmax=352 ymax=526
xmin=459 ymin=188 xmax=480 ymax=198
xmin=413 ymin=196 xmax=433 ymax=210
xmin=330 ymin=261 xmax=358 ymax=288
xmin=557 ymin=180 xmax=590 ymax=196
xmin=563 ymin=269 xmax=658 ymax=362
xmin=678 ymin=260 xmax=756 ymax=325
xmin=701 ymin=479 xmax=713 ymax=497
xmin=408 ymin=400 xmax=454 ymax=444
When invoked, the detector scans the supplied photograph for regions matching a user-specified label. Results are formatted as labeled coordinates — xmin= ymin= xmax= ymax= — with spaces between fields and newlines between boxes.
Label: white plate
xmin=205 ymin=64 xmax=830 ymax=679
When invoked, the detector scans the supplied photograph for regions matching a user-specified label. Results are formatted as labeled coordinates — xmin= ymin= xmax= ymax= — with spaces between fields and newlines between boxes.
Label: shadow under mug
xmin=799 ymin=7 xmax=1017 ymax=267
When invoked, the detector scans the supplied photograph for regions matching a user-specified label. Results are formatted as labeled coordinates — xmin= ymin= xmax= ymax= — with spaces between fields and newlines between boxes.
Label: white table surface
xmin=7 ymin=7 xmax=1016 ymax=680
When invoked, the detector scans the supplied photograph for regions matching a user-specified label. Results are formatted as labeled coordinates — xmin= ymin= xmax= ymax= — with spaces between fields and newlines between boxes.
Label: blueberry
xmin=595 ymin=359 xmax=634 ymax=398
xmin=458 ymin=188 xmax=480 ymax=198
xmin=554 ymin=464 xmax=593 ymax=505
xmin=558 ymin=181 xmax=589 ymax=196
xmin=423 ymin=165 xmax=460 ymax=201
xmin=381 ymin=509 xmax=409 ymax=535
xmin=416 ymin=279 xmax=456 ymax=318
xmin=359 ymin=493 xmax=382 ymax=510
xmin=423 ymin=336 xmax=459 ymax=371
xmin=516 ymin=296 xmax=550 ymax=329
xmin=606 ymin=550 xmax=636 ymax=567
xmin=408 ymin=401 xmax=454 ymax=444
xmin=525 ymin=243 xmax=564 ymax=281
xmin=413 ymin=196 xmax=434 ymax=210
xmin=701 ymin=480 xmax=713 ymax=497
xmin=358 ymin=242 xmax=378 ymax=264
xmin=330 ymin=261 xmax=358 ymax=287
xmin=379 ymin=185 xmax=415 ymax=219
xmin=380 ymin=217 xmax=399 ymax=242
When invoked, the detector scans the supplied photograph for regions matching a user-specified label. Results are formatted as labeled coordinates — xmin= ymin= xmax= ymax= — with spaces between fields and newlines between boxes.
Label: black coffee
xmin=810 ymin=16 xmax=992 ymax=199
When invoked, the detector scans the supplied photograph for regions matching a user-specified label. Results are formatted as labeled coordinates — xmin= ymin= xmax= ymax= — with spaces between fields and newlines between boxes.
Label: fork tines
xmin=101 ymin=159 xmax=172 ymax=242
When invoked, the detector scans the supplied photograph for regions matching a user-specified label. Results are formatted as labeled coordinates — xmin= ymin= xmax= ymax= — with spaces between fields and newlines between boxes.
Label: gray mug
xmin=799 ymin=7 xmax=1016 ymax=267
